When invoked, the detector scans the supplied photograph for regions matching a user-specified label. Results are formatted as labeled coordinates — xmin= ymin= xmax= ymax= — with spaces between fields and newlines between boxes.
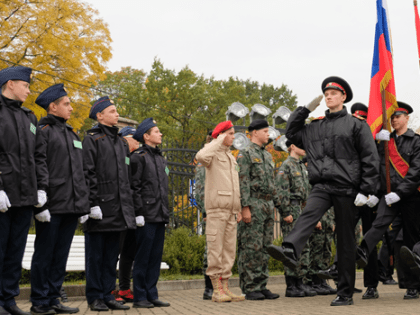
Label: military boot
xmin=285 ymin=276 xmax=305 ymax=297
xmin=296 ymin=277 xmax=317 ymax=296
xmin=203 ymin=275 xmax=213 ymax=300
xmin=319 ymin=278 xmax=337 ymax=295
xmin=311 ymin=276 xmax=330 ymax=295
xmin=210 ymin=276 xmax=232 ymax=303
xmin=221 ymin=278 xmax=245 ymax=302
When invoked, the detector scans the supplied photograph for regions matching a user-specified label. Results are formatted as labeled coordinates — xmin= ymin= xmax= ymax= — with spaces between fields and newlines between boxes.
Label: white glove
xmin=0 ymin=190 xmax=11 ymax=213
xmin=385 ymin=192 xmax=400 ymax=205
xmin=136 ymin=216 xmax=145 ymax=227
xmin=354 ymin=193 xmax=368 ymax=206
xmin=35 ymin=209 xmax=51 ymax=222
xmin=79 ymin=215 xmax=89 ymax=224
xmin=305 ymin=95 xmax=324 ymax=112
xmin=376 ymin=130 xmax=391 ymax=141
xmin=366 ymin=195 xmax=380 ymax=208
xmin=35 ymin=190 xmax=47 ymax=208
xmin=89 ymin=206 xmax=103 ymax=220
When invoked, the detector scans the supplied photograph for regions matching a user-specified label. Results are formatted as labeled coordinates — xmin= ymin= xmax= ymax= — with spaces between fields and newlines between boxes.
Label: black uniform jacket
xmin=0 ymin=94 xmax=37 ymax=206
xmin=34 ymin=114 xmax=90 ymax=215
xmin=286 ymin=106 xmax=380 ymax=197
xmin=131 ymin=144 xmax=169 ymax=223
xmin=377 ymin=129 xmax=420 ymax=197
xmin=83 ymin=123 xmax=136 ymax=232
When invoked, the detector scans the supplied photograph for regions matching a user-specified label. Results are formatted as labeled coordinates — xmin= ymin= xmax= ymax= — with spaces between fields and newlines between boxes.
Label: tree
xmin=0 ymin=0 xmax=112 ymax=130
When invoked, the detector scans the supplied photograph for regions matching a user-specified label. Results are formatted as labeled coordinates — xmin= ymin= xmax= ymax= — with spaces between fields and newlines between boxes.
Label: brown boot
xmin=210 ymin=276 xmax=232 ymax=302
xmin=221 ymin=278 xmax=245 ymax=302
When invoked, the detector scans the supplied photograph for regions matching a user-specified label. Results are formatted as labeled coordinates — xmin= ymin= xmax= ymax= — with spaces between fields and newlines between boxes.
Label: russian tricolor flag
xmin=367 ymin=0 xmax=398 ymax=136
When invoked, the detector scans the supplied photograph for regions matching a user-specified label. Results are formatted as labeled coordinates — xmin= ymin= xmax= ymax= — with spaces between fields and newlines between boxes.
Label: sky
xmin=83 ymin=0 xmax=420 ymax=125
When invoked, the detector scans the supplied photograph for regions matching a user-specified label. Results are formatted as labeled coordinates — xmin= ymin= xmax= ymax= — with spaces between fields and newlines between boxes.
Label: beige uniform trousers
xmin=205 ymin=211 xmax=237 ymax=278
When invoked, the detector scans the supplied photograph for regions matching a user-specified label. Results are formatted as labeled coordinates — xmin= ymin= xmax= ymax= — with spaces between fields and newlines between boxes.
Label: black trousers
xmin=283 ymin=185 xmax=357 ymax=298
xmin=356 ymin=205 xmax=378 ymax=288
xmin=118 ymin=229 xmax=136 ymax=291
xmin=361 ymin=193 xmax=420 ymax=289
xmin=0 ymin=207 xmax=32 ymax=307
xmin=377 ymin=214 xmax=403 ymax=277
xmin=30 ymin=214 xmax=78 ymax=306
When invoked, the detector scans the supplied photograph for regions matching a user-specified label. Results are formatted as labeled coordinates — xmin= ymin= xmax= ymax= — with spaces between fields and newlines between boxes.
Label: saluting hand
xmin=283 ymin=215 xmax=293 ymax=224
xmin=241 ymin=206 xmax=251 ymax=223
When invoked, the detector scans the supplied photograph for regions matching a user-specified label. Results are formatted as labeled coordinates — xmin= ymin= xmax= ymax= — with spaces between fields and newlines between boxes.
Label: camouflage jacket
xmin=194 ymin=162 xmax=206 ymax=216
xmin=237 ymin=142 xmax=281 ymax=209
xmin=276 ymin=156 xmax=310 ymax=218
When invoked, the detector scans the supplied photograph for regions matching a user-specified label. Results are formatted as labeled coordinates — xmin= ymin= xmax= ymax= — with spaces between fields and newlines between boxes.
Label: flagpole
xmin=414 ymin=0 xmax=420 ymax=67
xmin=381 ymin=89 xmax=391 ymax=194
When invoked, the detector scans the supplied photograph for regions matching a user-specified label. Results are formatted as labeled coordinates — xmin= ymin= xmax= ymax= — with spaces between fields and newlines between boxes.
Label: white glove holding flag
xmin=136 ymin=216 xmax=145 ymax=227
xmin=376 ymin=130 xmax=391 ymax=141
xmin=366 ymin=195 xmax=380 ymax=208
xmin=354 ymin=193 xmax=368 ymax=206
xmin=385 ymin=192 xmax=400 ymax=205
xmin=35 ymin=209 xmax=51 ymax=222
xmin=79 ymin=215 xmax=89 ymax=224
xmin=0 ymin=190 xmax=11 ymax=213
xmin=35 ymin=190 xmax=48 ymax=208
xmin=89 ymin=206 xmax=103 ymax=220
xmin=305 ymin=95 xmax=324 ymax=112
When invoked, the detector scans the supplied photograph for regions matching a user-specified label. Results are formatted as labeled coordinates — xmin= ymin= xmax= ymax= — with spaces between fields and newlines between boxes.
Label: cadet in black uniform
xmin=131 ymin=118 xmax=170 ymax=309
xmin=0 ymin=66 xmax=37 ymax=315
xmin=83 ymin=96 xmax=136 ymax=311
xmin=356 ymin=102 xmax=420 ymax=300
xmin=268 ymin=77 xmax=380 ymax=306
xmin=29 ymin=84 xmax=90 ymax=314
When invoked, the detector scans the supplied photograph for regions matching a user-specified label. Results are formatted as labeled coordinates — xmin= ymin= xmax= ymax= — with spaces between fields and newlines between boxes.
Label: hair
xmin=139 ymin=128 xmax=153 ymax=144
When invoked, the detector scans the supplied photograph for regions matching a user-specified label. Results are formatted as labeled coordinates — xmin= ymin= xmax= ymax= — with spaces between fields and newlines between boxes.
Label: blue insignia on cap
xmin=0 ymin=66 xmax=32 ymax=88
xmin=35 ymin=83 xmax=68 ymax=110
xmin=119 ymin=126 xmax=136 ymax=137
xmin=89 ymin=96 xmax=115 ymax=120
xmin=133 ymin=118 xmax=157 ymax=142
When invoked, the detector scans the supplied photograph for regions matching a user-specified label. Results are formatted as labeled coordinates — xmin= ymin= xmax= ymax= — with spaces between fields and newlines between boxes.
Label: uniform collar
xmin=143 ymin=144 xmax=162 ymax=156
xmin=392 ymin=128 xmax=415 ymax=138
xmin=325 ymin=106 xmax=348 ymax=119
xmin=250 ymin=141 xmax=264 ymax=150
xmin=0 ymin=94 xmax=23 ymax=109
xmin=98 ymin=123 xmax=119 ymax=137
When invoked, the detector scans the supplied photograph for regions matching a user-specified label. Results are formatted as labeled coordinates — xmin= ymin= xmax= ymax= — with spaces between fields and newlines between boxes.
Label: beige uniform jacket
xmin=195 ymin=136 xmax=241 ymax=215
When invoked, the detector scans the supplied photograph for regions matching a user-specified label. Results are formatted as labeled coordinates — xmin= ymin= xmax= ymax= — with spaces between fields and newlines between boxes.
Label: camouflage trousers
xmin=281 ymin=219 xmax=310 ymax=278
xmin=306 ymin=229 xmax=334 ymax=282
xmin=237 ymin=199 xmax=274 ymax=294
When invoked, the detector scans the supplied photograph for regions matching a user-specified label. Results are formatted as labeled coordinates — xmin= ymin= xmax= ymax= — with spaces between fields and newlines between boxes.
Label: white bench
xmin=23 ymin=234 xmax=169 ymax=271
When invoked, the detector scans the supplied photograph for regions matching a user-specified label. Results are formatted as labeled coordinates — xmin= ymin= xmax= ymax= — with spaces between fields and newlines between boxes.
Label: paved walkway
xmin=17 ymin=277 xmax=419 ymax=315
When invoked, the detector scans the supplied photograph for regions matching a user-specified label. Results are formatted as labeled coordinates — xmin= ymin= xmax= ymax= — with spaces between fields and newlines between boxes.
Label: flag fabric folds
xmin=367 ymin=0 xmax=398 ymax=136
xmin=414 ymin=0 xmax=420 ymax=66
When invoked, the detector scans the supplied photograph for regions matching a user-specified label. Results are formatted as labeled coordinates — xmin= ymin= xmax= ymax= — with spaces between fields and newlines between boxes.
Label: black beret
xmin=392 ymin=101 xmax=413 ymax=116
xmin=248 ymin=119 xmax=269 ymax=132
xmin=0 ymin=66 xmax=32 ymax=87
xmin=351 ymin=102 xmax=368 ymax=118
xmin=321 ymin=76 xmax=353 ymax=103
xmin=35 ymin=84 xmax=68 ymax=110
xmin=133 ymin=117 xmax=157 ymax=142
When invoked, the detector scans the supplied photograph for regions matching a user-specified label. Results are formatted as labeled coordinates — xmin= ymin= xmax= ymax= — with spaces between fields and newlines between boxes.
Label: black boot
xmin=296 ymin=277 xmax=317 ymax=297
xmin=311 ymin=276 xmax=329 ymax=295
xmin=285 ymin=276 xmax=304 ymax=297
xmin=319 ymin=278 xmax=337 ymax=295
xmin=203 ymin=275 xmax=213 ymax=300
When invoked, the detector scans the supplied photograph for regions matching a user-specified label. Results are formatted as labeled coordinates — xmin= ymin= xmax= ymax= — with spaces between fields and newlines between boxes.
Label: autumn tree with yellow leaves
xmin=0 ymin=0 xmax=112 ymax=130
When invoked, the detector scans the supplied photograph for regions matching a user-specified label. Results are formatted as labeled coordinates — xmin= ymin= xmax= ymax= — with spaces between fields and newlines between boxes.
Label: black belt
xmin=251 ymin=192 xmax=272 ymax=201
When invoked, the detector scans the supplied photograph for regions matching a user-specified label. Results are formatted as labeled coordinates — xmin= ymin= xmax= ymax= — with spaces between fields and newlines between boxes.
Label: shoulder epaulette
xmin=41 ymin=124 xmax=50 ymax=130
xmin=94 ymin=134 xmax=106 ymax=141
xmin=21 ymin=106 xmax=34 ymax=114
xmin=311 ymin=116 xmax=325 ymax=121
xmin=352 ymin=113 xmax=365 ymax=120
xmin=134 ymin=150 xmax=147 ymax=156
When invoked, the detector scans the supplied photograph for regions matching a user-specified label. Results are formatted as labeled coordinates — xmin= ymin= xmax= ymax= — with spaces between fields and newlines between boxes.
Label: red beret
xmin=212 ymin=121 xmax=234 ymax=139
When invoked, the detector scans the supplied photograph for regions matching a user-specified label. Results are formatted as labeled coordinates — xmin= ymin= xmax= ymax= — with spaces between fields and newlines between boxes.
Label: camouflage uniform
xmin=276 ymin=156 xmax=310 ymax=278
xmin=237 ymin=142 xmax=281 ymax=294
xmin=307 ymin=208 xmax=335 ymax=282
xmin=194 ymin=162 xmax=208 ymax=275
